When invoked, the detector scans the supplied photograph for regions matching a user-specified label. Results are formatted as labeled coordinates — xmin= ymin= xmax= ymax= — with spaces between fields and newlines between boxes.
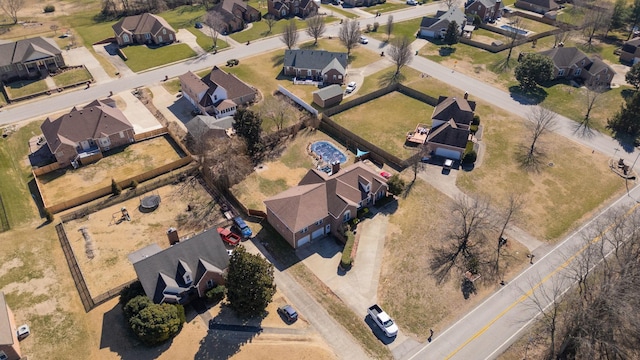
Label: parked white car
xmin=406 ymin=0 xmax=417 ymax=5
xmin=359 ymin=36 xmax=369 ymax=44
xmin=345 ymin=81 xmax=357 ymax=94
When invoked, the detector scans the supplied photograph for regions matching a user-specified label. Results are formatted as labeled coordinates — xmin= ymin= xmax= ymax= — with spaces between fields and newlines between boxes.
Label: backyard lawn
xmin=331 ymin=91 xmax=434 ymax=159
xmin=5 ymin=79 xmax=49 ymax=99
xmin=122 ymin=43 xmax=196 ymax=72
xmin=367 ymin=17 xmax=422 ymax=43
xmin=52 ymin=67 xmax=93 ymax=87
xmin=229 ymin=16 xmax=338 ymax=43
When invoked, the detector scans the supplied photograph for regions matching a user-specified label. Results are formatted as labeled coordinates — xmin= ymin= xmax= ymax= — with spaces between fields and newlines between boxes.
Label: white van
xmin=443 ymin=159 xmax=454 ymax=170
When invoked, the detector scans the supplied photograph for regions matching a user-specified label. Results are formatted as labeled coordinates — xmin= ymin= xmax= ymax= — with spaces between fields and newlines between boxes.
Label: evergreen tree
xmin=226 ymin=246 xmax=276 ymax=317
xmin=608 ymin=91 xmax=640 ymax=140
xmin=625 ymin=62 xmax=640 ymax=90
xmin=444 ymin=21 xmax=459 ymax=47
xmin=611 ymin=0 xmax=629 ymax=31
xmin=233 ymin=108 xmax=263 ymax=158
xmin=515 ymin=53 xmax=554 ymax=91
xmin=387 ymin=174 xmax=405 ymax=196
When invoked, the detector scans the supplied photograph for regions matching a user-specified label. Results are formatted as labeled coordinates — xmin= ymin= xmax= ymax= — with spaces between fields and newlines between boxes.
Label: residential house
xmin=0 ymin=37 xmax=65 ymax=82
xmin=179 ymin=66 xmax=257 ymax=118
xmin=465 ymin=0 xmax=503 ymax=22
xmin=267 ymin=0 xmax=319 ymax=20
xmin=619 ymin=37 xmax=640 ymax=64
xmin=514 ymin=0 xmax=558 ymax=14
xmin=312 ymin=84 xmax=344 ymax=108
xmin=211 ymin=0 xmax=261 ymax=34
xmin=0 ymin=292 xmax=21 ymax=360
xmin=283 ymin=49 xmax=348 ymax=85
xmin=185 ymin=115 xmax=235 ymax=148
xmin=265 ymin=162 xmax=388 ymax=248
xmin=130 ymin=227 xmax=229 ymax=305
xmin=539 ymin=47 xmax=615 ymax=88
xmin=40 ymin=99 xmax=135 ymax=168
xmin=342 ymin=0 xmax=383 ymax=8
xmin=112 ymin=13 xmax=176 ymax=46
xmin=419 ymin=8 xmax=467 ymax=39
xmin=426 ymin=95 xmax=476 ymax=160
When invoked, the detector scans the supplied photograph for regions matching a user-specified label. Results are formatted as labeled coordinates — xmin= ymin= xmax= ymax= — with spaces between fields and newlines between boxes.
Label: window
xmin=581 ymin=60 xmax=585 ymax=66
xmin=207 ymin=279 xmax=215 ymax=289
xmin=119 ymin=131 xmax=124 ymax=138
xmin=145 ymin=33 xmax=151 ymax=40
xmin=163 ymin=29 xmax=167 ymax=34
xmin=300 ymin=227 xmax=308 ymax=234
xmin=343 ymin=211 xmax=351 ymax=222
xmin=0 ymin=350 xmax=7 ymax=360
xmin=183 ymin=273 xmax=192 ymax=285
xmin=158 ymin=36 xmax=163 ymax=43
xmin=574 ymin=68 xmax=581 ymax=76
xmin=282 ymin=9 xmax=286 ymax=16
xmin=315 ymin=219 xmax=323 ymax=225
xmin=557 ymin=69 xmax=565 ymax=76
xmin=123 ymin=34 xmax=129 ymax=43
xmin=214 ymin=95 xmax=218 ymax=101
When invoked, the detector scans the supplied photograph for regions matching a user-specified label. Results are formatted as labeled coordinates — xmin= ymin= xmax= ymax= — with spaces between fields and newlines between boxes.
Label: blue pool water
xmin=500 ymin=24 xmax=528 ymax=36
xmin=311 ymin=141 xmax=347 ymax=164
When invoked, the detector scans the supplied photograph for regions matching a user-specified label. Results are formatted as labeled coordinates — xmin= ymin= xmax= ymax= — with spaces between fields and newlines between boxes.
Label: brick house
xmin=514 ymin=0 xmax=558 ymax=14
xmin=0 ymin=37 xmax=65 ymax=82
xmin=539 ymin=47 xmax=615 ymax=88
xmin=619 ymin=37 xmax=640 ymax=64
xmin=265 ymin=162 xmax=388 ymax=248
xmin=211 ymin=0 xmax=261 ymax=34
xmin=112 ymin=13 xmax=176 ymax=46
xmin=465 ymin=0 xmax=503 ymax=22
xmin=0 ymin=292 xmax=21 ymax=360
xmin=130 ymin=227 xmax=229 ymax=305
xmin=283 ymin=49 xmax=348 ymax=85
xmin=267 ymin=0 xmax=319 ymax=19
xmin=40 ymin=99 xmax=135 ymax=168
xmin=426 ymin=95 xmax=476 ymax=160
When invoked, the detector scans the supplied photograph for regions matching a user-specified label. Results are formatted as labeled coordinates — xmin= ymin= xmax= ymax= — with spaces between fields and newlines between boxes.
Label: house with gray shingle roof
xmin=185 ymin=115 xmax=235 ymax=147
xmin=426 ymin=95 xmax=476 ymax=160
xmin=112 ymin=13 xmax=176 ymax=46
xmin=419 ymin=8 xmax=468 ymax=39
xmin=179 ymin=66 xmax=257 ymax=119
xmin=265 ymin=162 xmax=388 ymax=248
xmin=0 ymin=37 xmax=65 ymax=82
xmin=40 ymin=99 xmax=135 ymax=168
xmin=538 ymin=47 xmax=615 ymax=88
xmin=283 ymin=50 xmax=348 ymax=85
xmin=620 ymin=37 xmax=640 ymax=64
xmin=0 ymin=292 xmax=22 ymax=360
xmin=267 ymin=0 xmax=319 ymax=19
xmin=465 ymin=0 xmax=503 ymax=22
xmin=130 ymin=227 xmax=229 ymax=304
xmin=514 ymin=0 xmax=558 ymax=14
xmin=312 ymin=85 xmax=344 ymax=108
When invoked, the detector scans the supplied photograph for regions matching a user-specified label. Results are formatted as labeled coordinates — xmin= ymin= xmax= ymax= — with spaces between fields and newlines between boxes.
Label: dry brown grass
xmin=65 ymin=180 xmax=224 ymax=296
xmin=38 ymin=136 xmax=183 ymax=207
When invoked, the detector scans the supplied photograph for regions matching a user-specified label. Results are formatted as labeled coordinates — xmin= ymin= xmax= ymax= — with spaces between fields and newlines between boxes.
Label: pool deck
xmin=309 ymin=140 xmax=348 ymax=165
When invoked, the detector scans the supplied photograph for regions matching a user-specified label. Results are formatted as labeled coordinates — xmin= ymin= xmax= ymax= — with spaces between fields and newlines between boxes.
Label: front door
xmin=325 ymin=224 xmax=330 ymax=234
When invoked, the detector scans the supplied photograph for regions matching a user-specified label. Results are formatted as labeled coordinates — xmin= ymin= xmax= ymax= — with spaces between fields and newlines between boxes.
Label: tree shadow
xmin=100 ymin=303 xmax=172 ymax=360
xmin=572 ymin=121 xmax=596 ymax=139
xmin=508 ymin=85 xmax=548 ymax=105
xmin=438 ymin=46 xmax=456 ymax=56
xmin=612 ymin=132 xmax=640 ymax=153
xmin=490 ymin=57 xmax=517 ymax=72
xmin=271 ymin=53 xmax=285 ymax=68
xmin=621 ymin=88 xmax=635 ymax=101
xmin=461 ymin=278 xmax=477 ymax=299
xmin=378 ymin=71 xmax=405 ymax=87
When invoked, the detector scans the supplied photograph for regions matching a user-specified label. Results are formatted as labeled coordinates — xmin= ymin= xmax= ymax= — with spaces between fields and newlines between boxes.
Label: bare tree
xmin=306 ymin=15 xmax=326 ymax=45
xmin=260 ymin=96 xmax=295 ymax=131
xmin=574 ymin=84 xmax=605 ymax=137
xmin=204 ymin=11 xmax=225 ymax=51
xmin=388 ymin=36 xmax=413 ymax=76
xmin=0 ymin=0 xmax=24 ymax=24
xmin=280 ymin=19 xmax=299 ymax=50
xmin=385 ymin=15 xmax=394 ymax=41
xmin=520 ymin=106 xmax=557 ymax=169
xmin=582 ymin=5 xmax=613 ymax=48
xmin=430 ymin=195 xmax=491 ymax=284
xmin=339 ymin=19 xmax=361 ymax=57
xmin=443 ymin=0 xmax=458 ymax=9
xmin=50 ymin=24 xmax=59 ymax=35
xmin=553 ymin=23 xmax=572 ymax=48
xmin=101 ymin=0 xmax=117 ymax=16
xmin=264 ymin=14 xmax=276 ymax=34
xmin=495 ymin=194 xmax=523 ymax=277
xmin=504 ymin=17 xmax=524 ymax=66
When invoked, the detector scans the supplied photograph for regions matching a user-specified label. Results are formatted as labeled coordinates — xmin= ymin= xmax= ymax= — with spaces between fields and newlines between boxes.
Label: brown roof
xmin=179 ymin=71 xmax=210 ymax=102
xmin=112 ymin=13 xmax=175 ymax=37
xmin=0 ymin=37 xmax=61 ymax=67
xmin=203 ymin=66 xmax=256 ymax=101
xmin=432 ymin=96 xmax=476 ymax=126
xmin=41 ymin=99 xmax=133 ymax=154
xmin=265 ymin=162 xmax=387 ymax=232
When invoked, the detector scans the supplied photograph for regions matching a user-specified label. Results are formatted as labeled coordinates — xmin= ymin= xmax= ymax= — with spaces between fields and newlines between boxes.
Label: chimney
xmin=331 ymin=161 xmax=340 ymax=175
xmin=167 ymin=227 xmax=179 ymax=245
xmin=464 ymin=91 xmax=469 ymax=100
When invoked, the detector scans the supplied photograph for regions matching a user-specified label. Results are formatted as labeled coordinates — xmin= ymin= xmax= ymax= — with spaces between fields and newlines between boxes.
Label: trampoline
xmin=310 ymin=141 xmax=347 ymax=164
xmin=140 ymin=194 xmax=161 ymax=212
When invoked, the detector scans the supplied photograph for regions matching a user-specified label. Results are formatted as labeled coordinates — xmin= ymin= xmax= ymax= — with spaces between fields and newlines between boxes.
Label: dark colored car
xmin=277 ymin=305 xmax=298 ymax=323
xmin=195 ymin=22 xmax=203 ymax=29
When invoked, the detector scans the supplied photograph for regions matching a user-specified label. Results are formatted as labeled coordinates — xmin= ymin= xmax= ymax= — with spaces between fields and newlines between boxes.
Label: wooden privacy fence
xmin=134 ymin=127 xmax=169 ymax=142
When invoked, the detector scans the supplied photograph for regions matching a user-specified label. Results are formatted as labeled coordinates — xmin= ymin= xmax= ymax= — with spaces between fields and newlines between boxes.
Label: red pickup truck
xmin=217 ymin=227 xmax=241 ymax=246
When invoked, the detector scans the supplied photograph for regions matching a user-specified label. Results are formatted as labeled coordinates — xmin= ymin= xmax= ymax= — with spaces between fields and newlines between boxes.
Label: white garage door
xmin=297 ymin=235 xmax=311 ymax=247
xmin=312 ymin=228 xmax=325 ymax=240
xmin=435 ymin=147 xmax=462 ymax=160
xmin=420 ymin=29 xmax=435 ymax=38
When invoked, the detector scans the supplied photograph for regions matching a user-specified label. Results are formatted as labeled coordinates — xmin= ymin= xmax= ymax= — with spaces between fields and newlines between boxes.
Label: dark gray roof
xmin=539 ymin=47 xmax=589 ymax=68
xmin=420 ymin=8 xmax=467 ymax=31
xmin=131 ymin=228 xmax=230 ymax=303
xmin=185 ymin=115 xmax=234 ymax=138
xmin=517 ymin=0 xmax=558 ymax=9
xmin=466 ymin=0 xmax=501 ymax=9
xmin=584 ymin=57 xmax=614 ymax=76
xmin=0 ymin=292 xmax=14 ymax=347
xmin=428 ymin=120 xmax=469 ymax=149
xmin=0 ymin=36 xmax=61 ymax=67
xmin=313 ymin=85 xmax=343 ymax=100
xmin=283 ymin=50 xmax=348 ymax=71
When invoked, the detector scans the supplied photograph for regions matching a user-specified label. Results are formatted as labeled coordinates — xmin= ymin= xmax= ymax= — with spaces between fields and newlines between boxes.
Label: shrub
xmin=129 ymin=303 xmax=184 ymax=345
xmin=44 ymin=5 xmax=55 ymax=13
xmin=130 ymin=180 xmax=138 ymax=189
xmin=472 ymin=114 xmax=480 ymax=126
xmin=372 ymin=22 xmax=379 ymax=31
xmin=366 ymin=24 xmax=372 ymax=32
xmin=111 ymin=178 xmax=122 ymax=196
xmin=119 ymin=281 xmax=145 ymax=307
xmin=387 ymin=174 xmax=405 ymax=196
xmin=340 ymin=231 xmax=355 ymax=269
xmin=44 ymin=209 xmax=54 ymax=222
xmin=463 ymin=150 xmax=477 ymax=164
xmin=205 ymin=285 xmax=226 ymax=303
xmin=123 ymin=295 xmax=152 ymax=319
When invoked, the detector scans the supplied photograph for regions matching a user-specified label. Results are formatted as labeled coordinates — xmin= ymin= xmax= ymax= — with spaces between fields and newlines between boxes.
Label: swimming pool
xmin=500 ymin=24 xmax=528 ymax=36
xmin=311 ymin=141 xmax=347 ymax=164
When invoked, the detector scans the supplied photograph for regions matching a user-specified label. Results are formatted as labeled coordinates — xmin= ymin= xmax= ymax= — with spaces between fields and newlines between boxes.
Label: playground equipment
xmin=140 ymin=192 xmax=161 ymax=212
xmin=78 ymin=227 xmax=95 ymax=259
xmin=111 ymin=207 xmax=131 ymax=225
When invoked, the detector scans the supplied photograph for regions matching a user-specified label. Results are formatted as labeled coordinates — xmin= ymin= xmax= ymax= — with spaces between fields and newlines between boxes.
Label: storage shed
xmin=312 ymin=85 xmax=344 ymax=108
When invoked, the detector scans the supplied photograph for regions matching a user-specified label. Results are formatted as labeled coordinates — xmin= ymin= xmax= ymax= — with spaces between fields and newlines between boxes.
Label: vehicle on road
xmin=359 ymin=36 xmax=369 ymax=44
xmin=217 ymin=227 xmax=241 ymax=245
xmin=233 ymin=216 xmax=253 ymax=238
xmin=406 ymin=0 xmax=417 ymax=5
xmin=345 ymin=81 xmax=357 ymax=94
xmin=278 ymin=305 xmax=299 ymax=323
xmin=367 ymin=304 xmax=398 ymax=337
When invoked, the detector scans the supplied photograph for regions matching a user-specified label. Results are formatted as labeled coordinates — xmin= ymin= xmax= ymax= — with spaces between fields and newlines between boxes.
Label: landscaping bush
xmin=129 ymin=303 xmax=184 ymax=345
xmin=123 ymin=295 xmax=152 ymax=319
xmin=119 ymin=280 xmax=145 ymax=307
xmin=472 ymin=114 xmax=480 ymax=126
xmin=130 ymin=180 xmax=138 ymax=189
xmin=44 ymin=5 xmax=55 ymax=13
xmin=366 ymin=24 xmax=372 ymax=32
xmin=205 ymin=285 xmax=226 ymax=303
xmin=111 ymin=178 xmax=122 ymax=196
xmin=387 ymin=174 xmax=405 ymax=196
xmin=373 ymin=22 xmax=379 ymax=31
xmin=463 ymin=150 xmax=477 ymax=164
xmin=340 ymin=231 xmax=355 ymax=269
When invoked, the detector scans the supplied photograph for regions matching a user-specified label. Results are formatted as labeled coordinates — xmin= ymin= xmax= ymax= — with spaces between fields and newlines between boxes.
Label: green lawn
xmin=331 ymin=91 xmax=434 ymax=159
xmin=300 ymin=38 xmax=381 ymax=68
xmin=322 ymin=4 xmax=360 ymax=19
xmin=122 ymin=43 xmax=196 ymax=72
xmin=229 ymin=16 xmax=338 ymax=43
xmin=62 ymin=10 xmax=116 ymax=47
xmin=0 ymin=122 xmax=41 ymax=227
xmin=160 ymin=5 xmax=207 ymax=29
xmin=368 ymin=17 xmax=422 ymax=42
xmin=5 ymin=79 xmax=49 ymax=99
xmin=52 ymin=67 xmax=93 ymax=87
xmin=187 ymin=28 xmax=229 ymax=52
xmin=362 ymin=2 xmax=409 ymax=14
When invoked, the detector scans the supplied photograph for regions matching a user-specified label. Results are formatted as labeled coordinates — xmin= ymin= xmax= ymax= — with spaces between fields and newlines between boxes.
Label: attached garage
xmin=435 ymin=147 xmax=462 ymax=160
xmin=419 ymin=29 xmax=436 ymax=38
xmin=312 ymin=227 xmax=325 ymax=240
xmin=297 ymin=235 xmax=311 ymax=247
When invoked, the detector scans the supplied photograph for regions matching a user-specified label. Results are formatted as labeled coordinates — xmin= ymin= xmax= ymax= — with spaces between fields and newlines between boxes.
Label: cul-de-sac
xmin=1 ymin=0 xmax=640 ymax=359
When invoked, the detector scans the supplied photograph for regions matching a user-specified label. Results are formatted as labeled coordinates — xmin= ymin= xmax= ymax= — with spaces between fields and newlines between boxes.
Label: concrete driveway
xmin=117 ymin=90 xmax=163 ymax=133
xmin=64 ymin=46 xmax=113 ymax=84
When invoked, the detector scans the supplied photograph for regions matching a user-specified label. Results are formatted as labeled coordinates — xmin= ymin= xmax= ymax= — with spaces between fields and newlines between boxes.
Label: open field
xmin=122 ymin=43 xmax=197 ymax=72
xmin=368 ymin=17 xmax=422 ymax=42
xmin=332 ymin=91 xmax=434 ymax=159
xmin=65 ymin=180 xmax=225 ymax=296
xmin=38 ymin=135 xmax=183 ymax=207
